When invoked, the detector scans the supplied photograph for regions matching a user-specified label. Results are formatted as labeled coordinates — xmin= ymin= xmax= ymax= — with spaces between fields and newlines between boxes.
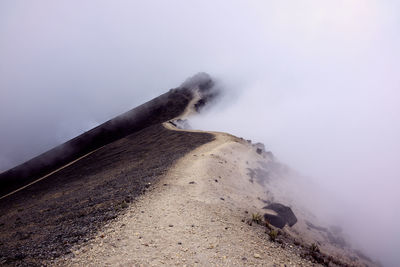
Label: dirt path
xmin=53 ymin=125 xmax=316 ymax=266
xmin=0 ymin=149 xmax=100 ymax=201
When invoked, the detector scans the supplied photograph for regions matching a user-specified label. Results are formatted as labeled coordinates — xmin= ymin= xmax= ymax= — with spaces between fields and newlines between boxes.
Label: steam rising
xmin=1 ymin=1 xmax=399 ymax=265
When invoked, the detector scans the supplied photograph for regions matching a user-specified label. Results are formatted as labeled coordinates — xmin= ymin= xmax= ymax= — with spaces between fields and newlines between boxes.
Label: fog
xmin=1 ymin=1 xmax=399 ymax=265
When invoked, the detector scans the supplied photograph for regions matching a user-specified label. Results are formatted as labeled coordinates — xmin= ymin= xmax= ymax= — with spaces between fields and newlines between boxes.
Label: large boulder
xmin=263 ymin=202 xmax=297 ymax=228
xmin=263 ymin=214 xmax=286 ymax=229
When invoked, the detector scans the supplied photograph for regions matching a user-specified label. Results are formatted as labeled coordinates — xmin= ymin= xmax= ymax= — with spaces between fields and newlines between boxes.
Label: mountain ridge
xmin=0 ymin=73 xmax=215 ymax=198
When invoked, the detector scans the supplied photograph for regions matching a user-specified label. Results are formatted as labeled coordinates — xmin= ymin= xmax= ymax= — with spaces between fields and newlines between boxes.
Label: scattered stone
xmin=254 ymin=253 xmax=261 ymax=259
xmin=242 ymin=257 xmax=247 ymax=261
xmin=168 ymin=224 xmax=174 ymax=227
xmin=220 ymin=197 xmax=225 ymax=201
xmin=188 ymin=181 xmax=196 ymax=184
xmin=214 ymin=179 xmax=218 ymax=183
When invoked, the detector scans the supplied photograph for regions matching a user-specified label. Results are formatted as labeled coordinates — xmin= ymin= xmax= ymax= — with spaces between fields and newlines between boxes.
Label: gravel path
xmin=53 ymin=127 xmax=318 ymax=266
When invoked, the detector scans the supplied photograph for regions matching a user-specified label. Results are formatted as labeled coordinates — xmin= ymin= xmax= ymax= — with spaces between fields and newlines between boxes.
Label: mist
xmin=1 ymin=1 xmax=399 ymax=265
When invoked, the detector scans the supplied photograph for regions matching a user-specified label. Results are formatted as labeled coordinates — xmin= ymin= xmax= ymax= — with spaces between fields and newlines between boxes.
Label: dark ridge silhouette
xmin=0 ymin=73 xmax=215 ymax=198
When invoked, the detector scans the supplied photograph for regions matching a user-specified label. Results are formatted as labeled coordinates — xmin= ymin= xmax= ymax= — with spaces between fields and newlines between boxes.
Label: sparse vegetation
xmin=268 ymin=229 xmax=278 ymax=241
xmin=310 ymin=243 xmax=320 ymax=252
xmin=120 ymin=201 xmax=129 ymax=209
xmin=251 ymin=213 xmax=263 ymax=224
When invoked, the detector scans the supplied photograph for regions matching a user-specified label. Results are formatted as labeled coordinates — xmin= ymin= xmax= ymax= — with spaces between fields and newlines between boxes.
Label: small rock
xmin=169 ymin=224 xmax=174 ymax=227
xmin=242 ymin=257 xmax=247 ymax=261
xmin=254 ymin=253 xmax=261 ymax=259
xmin=220 ymin=197 xmax=225 ymax=201
xmin=189 ymin=181 xmax=196 ymax=184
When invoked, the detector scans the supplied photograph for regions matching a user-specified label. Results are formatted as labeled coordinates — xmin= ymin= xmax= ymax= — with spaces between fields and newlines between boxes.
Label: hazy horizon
xmin=1 ymin=1 xmax=399 ymax=265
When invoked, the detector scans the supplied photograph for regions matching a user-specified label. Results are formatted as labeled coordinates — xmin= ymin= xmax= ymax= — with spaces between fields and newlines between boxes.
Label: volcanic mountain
xmin=0 ymin=73 xmax=377 ymax=266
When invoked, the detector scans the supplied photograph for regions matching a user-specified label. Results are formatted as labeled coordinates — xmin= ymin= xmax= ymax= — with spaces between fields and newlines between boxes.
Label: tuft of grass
xmin=268 ymin=229 xmax=278 ymax=241
xmin=251 ymin=213 xmax=263 ymax=224
xmin=310 ymin=243 xmax=320 ymax=252
xmin=120 ymin=201 xmax=129 ymax=209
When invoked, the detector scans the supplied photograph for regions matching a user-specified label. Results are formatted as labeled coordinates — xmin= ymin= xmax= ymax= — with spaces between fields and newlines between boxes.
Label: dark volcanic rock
xmin=263 ymin=202 xmax=297 ymax=228
xmin=264 ymin=214 xmax=286 ymax=229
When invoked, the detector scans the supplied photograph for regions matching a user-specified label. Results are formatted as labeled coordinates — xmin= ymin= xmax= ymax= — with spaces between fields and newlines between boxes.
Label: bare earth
xmin=53 ymin=124 xmax=317 ymax=266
